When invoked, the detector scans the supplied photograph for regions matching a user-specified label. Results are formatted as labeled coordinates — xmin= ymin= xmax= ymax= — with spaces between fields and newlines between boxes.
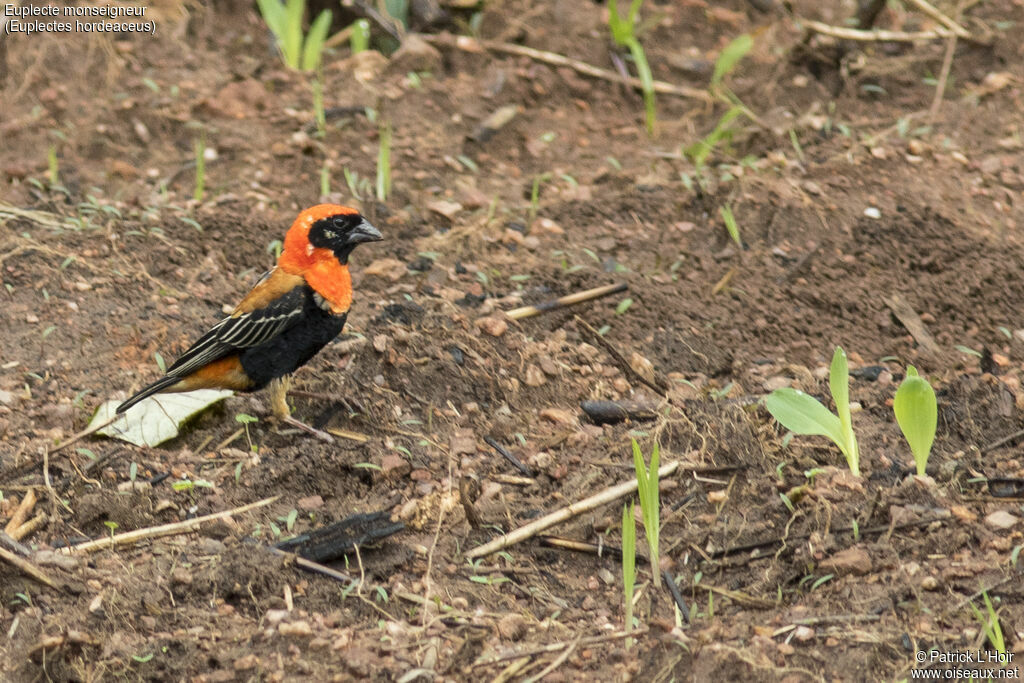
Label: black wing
xmin=164 ymin=285 xmax=307 ymax=378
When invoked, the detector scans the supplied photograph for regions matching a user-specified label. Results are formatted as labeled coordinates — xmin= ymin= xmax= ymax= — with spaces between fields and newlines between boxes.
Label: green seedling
xmin=350 ymin=19 xmax=370 ymax=54
xmin=969 ymin=590 xmax=1006 ymax=657
xmin=621 ymin=501 xmax=636 ymax=649
xmin=193 ymin=136 xmax=206 ymax=202
xmin=632 ymin=438 xmax=661 ymax=589
xmin=529 ymin=173 xmax=551 ymax=223
xmin=47 ymin=145 xmax=59 ymax=186
xmin=376 ymin=121 xmax=392 ymax=201
xmin=607 ymin=0 xmax=656 ymax=134
xmin=256 ymin=0 xmax=332 ymax=71
xmin=683 ymin=34 xmax=754 ymax=183
xmin=765 ymin=347 xmax=861 ymax=476
xmin=312 ymin=72 xmax=326 ymax=137
xmin=236 ymin=413 xmax=259 ymax=452
xmin=320 ymin=163 xmax=331 ymax=197
xmin=719 ymin=204 xmax=741 ymax=247
xmin=893 ymin=366 xmax=937 ymax=476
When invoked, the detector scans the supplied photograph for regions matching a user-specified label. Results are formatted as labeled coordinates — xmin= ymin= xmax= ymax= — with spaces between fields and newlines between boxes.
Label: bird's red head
xmin=279 ymin=205 xmax=382 ymax=272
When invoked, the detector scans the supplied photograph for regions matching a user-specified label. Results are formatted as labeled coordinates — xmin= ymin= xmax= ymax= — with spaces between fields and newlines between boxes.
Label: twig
xmin=423 ymin=34 xmax=712 ymax=103
xmin=574 ymin=315 xmax=669 ymax=395
xmin=48 ymin=415 xmax=121 ymax=455
xmin=213 ymin=427 xmax=244 ymax=452
xmin=484 ymin=436 xmax=533 ymax=477
xmin=0 ymin=545 xmax=57 ymax=588
xmin=271 ymin=547 xmax=357 ymax=586
xmin=0 ymin=530 xmax=32 ymax=557
xmin=710 ymin=515 xmax=947 ymax=559
xmin=326 ymin=427 xmax=371 ymax=443
xmin=10 ymin=513 xmax=48 ymax=542
xmin=981 ymin=428 xmax=1024 ymax=453
xmin=662 ymin=570 xmax=691 ymax=624
xmin=506 ymin=283 xmax=628 ymax=320
xmin=695 ymin=581 xmax=775 ymax=608
xmin=927 ymin=1 xmax=964 ymax=123
xmin=801 ymin=18 xmax=958 ymax=42
xmin=539 ymin=535 xmax=625 ymax=560
xmin=465 ymin=461 xmax=681 ymax=559
xmin=491 ymin=473 xmax=535 ymax=486
xmin=4 ymin=488 xmax=36 ymax=535
xmin=523 ymin=636 xmax=580 ymax=683
xmin=905 ymin=0 xmax=971 ymax=38
xmin=472 ymin=628 xmax=649 ymax=668
xmin=60 ymin=495 xmax=280 ymax=554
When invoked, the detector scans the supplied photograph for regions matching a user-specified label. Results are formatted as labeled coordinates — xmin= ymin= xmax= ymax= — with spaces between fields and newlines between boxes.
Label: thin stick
xmin=465 ymin=461 xmax=680 ymax=559
xmin=662 ymin=570 xmax=691 ymax=624
xmin=540 ymin=535 xmax=624 ymax=559
xmin=213 ymin=427 xmax=244 ymax=452
xmin=60 ymin=495 xmax=280 ymax=554
xmin=483 ymin=436 xmax=533 ymax=477
xmin=423 ymin=34 xmax=712 ymax=103
xmin=4 ymin=488 xmax=36 ymax=535
xmin=801 ymin=18 xmax=958 ymax=42
xmin=491 ymin=474 xmax=535 ymax=486
xmin=523 ymin=636 xmax=580 ymax=683
xmin=325 ymin=427 xmax=371 ymax=443
xmin=981 ymin=428 xmax=1024 ymax=453
xmin=0 ymin=546 xmax=57 ymax=588
xmin=472 ymin=628 xmax=649 ymax=668
xmin=10 ymin=513 xmax=48 ymax=542
xmin=928 ymin=33 xmax=957 ymax=123
xmin=0 ymin=530 xmax=32 ymax=557
xmin=575 ymin=315 xmax=668 ymax=395
xmin=695 ymin=581 xmax=775 ymax=608
xmin=927 ymin=0 xmax=964 ymax=123
xmin=905 ymin=0 xmax=971 ymax=38
xmin=48 ymin=415 xmax=121 ymax=455
xmin=506 ymin=283 xmax=628 ymax=321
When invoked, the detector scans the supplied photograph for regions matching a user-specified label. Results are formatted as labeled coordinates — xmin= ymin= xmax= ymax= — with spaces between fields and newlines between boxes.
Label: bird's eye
xmin=333 ymin=216 xmax=350 ymax=230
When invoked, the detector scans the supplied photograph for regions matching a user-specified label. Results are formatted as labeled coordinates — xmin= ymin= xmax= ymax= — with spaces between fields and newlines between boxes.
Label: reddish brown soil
xmin=2 ymin=1 xmax=1024 ymax=681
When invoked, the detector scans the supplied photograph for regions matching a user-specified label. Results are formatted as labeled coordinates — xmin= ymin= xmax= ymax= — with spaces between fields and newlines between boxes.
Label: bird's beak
xmin=346 ymin=218 xmax=383 ymax=244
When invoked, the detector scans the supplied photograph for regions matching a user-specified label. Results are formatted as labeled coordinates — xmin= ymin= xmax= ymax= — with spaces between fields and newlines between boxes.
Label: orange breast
xmin=296 ymin=256 xmax=352 ymax=314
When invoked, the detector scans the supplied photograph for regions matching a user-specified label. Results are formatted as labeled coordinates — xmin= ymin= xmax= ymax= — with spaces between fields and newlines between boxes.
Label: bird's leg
xmin=269 ymin=376 xmax=334 ymax=443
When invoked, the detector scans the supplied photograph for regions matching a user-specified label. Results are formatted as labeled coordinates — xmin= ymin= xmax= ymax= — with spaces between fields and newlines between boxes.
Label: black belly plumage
xmin=237 ymin=286 xmax=348 ymax=390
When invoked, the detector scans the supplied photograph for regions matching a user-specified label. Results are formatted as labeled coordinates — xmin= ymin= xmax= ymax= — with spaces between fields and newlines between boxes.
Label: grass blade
xmin=828 ymin=347 xmax=860 ymax=476
xmin=712 ymin=34 xmax=753 ymax=87
xmin=301 ymin=9 xmax=332 ymax=71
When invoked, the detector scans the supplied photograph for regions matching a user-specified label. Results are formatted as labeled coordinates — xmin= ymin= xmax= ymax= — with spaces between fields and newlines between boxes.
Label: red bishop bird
xmin=117 ymin=204 xmax=382 ymax=442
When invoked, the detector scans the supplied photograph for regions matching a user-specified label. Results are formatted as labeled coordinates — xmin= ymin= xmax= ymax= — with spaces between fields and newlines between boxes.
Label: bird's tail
xmin=116 ymin=376 xmax=181 ymax=414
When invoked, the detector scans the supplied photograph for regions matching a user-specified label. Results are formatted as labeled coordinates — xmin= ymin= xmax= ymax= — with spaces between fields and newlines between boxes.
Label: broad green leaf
xmin=829 ymin=347 xmax=860 ymax=475
xmin=284 ymin=0 xmax=304 ymax=69
xmin=256 ymin=0 xmax=285 ymax=36
xmin=712 ymin=34 xmax=753 ymax=87
xmin=764 ymin=388 xmax=842 ymax=440
xmin=893 ymin=366 xmax=937 ymax=476
xmin=91 ymin=390 xmax=234 ymax=447
xmin=301 ymin=9 xmax=332 ymax=71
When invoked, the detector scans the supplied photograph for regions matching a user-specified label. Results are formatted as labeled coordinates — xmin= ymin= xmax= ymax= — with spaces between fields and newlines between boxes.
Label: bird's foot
xmin=277 ymin=415 xmax=335 ymax=443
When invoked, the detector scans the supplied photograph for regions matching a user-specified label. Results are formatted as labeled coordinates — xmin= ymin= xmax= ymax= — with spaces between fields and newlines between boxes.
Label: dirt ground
xmin=2 ymin=0 xmax=1024 ymax=681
